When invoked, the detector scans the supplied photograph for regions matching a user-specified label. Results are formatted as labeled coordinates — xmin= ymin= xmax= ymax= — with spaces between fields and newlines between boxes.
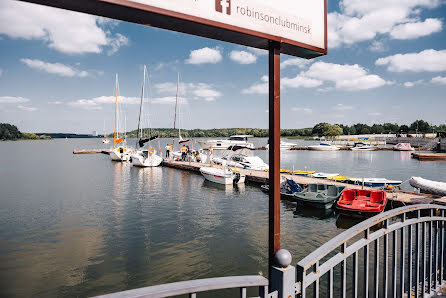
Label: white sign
xmin=131 ymin=0 xmax=326 ymax=51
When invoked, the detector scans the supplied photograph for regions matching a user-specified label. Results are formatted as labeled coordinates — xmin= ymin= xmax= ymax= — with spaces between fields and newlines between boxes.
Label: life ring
xmin=148 ymin=147 xmax=155 ymax=155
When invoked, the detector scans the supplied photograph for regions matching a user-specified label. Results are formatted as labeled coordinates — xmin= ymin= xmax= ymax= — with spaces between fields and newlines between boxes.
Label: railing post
xmin=271 ymin=249 xmax=296 ymax=298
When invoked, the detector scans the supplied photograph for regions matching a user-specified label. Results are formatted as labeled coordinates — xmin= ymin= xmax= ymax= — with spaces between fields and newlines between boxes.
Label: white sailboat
xmin=102 ymin=120 xmax=110 ymax=144
xmin=109 ymin=73 xmax=131 ymax=162
xmin=131 ymin=65 xmax=163 ymax=167
xmin=170 ymin=72 xmax=207 ymax=163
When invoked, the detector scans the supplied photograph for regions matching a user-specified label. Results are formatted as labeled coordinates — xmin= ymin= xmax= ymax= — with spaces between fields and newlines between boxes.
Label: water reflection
xmin=292 ymin=204 xmax=335 ymax=220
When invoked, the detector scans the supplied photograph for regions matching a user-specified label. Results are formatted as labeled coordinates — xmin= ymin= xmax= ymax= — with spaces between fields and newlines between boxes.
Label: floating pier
xmin=161 ymin=160 xmax=436 ymax=206
xmin=411 ymin=152 xmax=446 ymax=161
xmin=73 ymin=149 xmax=110 ymax=154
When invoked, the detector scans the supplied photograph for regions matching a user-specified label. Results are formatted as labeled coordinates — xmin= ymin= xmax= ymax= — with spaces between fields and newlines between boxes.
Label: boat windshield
xmin=228 ymin=136 xmax=247 ymax=141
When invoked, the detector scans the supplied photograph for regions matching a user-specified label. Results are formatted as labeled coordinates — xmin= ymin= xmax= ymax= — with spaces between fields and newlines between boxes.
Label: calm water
xmin=0 ymin=138 xmax=445 ymax=297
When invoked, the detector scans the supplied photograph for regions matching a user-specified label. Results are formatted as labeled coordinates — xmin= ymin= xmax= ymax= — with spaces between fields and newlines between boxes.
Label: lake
xmin=0 ymin=138 xmax=444 ymax=297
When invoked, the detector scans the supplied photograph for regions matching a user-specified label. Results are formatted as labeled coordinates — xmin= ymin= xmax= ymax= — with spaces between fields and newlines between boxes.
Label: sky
xmin=0 ymin=0 xmax=445 ymax=134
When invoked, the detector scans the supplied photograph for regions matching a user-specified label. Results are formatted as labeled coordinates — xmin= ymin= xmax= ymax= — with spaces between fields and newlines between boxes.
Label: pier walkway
xmin=162 ymin=160 xmax=438 ymax=206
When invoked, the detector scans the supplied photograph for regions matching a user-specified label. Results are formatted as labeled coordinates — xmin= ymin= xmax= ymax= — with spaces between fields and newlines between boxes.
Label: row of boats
xmin=307 ymin=142 xmax=415 ymax=151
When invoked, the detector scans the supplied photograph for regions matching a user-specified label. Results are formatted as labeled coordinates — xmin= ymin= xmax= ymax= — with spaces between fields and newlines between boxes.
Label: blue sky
xmin=0 ymin=0 xmax=445 ymax=134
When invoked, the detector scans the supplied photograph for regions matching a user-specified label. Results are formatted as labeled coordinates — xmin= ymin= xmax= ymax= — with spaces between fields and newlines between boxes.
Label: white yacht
xmin=211 ymin=146 xmax=268 ymax=171
xmin=307 ymin=143 xmax=340 ymax=151
xmin=198 ymin=135 xmax=254 ymax=150
xmin=200 ymin=167 xmax=245 ymax=185
xmin=265 ymin=141 xmax=297 ymax=150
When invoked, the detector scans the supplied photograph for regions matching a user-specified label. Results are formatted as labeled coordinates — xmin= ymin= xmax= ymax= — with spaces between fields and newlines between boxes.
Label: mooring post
xmin=271 ymin=249 xmax=296 ymax=298
xmin=268 ymin=41 xmax=281 ymax=282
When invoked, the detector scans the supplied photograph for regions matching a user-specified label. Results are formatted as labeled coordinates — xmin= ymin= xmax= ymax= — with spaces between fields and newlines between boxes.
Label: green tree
xmin=325 ymin=125 xmax=343 ymax=137
xmin=410 ymin=120 xmax=432 ymax=133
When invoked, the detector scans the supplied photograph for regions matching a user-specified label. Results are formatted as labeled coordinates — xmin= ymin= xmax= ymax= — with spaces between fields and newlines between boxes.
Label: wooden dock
xmin=161 ymin=160 xmax=436 ymax=206
xmin=411 ymin=152 xmax=446 ymax=161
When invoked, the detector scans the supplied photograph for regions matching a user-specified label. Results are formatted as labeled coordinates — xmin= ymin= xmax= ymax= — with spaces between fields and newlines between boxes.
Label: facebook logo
xmin=215 ymin=0 xmax=231 ymax=15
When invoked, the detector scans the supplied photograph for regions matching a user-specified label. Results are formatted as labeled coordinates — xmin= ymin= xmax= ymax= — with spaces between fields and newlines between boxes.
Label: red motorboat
xmin=336 ymin=189 xmax=387 ymax=217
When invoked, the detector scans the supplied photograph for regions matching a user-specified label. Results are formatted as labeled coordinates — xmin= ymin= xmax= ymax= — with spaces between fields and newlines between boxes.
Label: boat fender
xmin=148 ymin=147 xmax=155 ymax=155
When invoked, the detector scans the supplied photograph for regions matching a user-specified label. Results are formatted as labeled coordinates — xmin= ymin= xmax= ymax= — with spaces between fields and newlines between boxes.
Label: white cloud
xmin=334 ymin=104 xmax=354 ymax=110
xmin=155 ymin=81 xmax=221 ymax=102
xmin=431 ymin=76 xmax=446 ymax=85
xmin=21 ymin=58 xmax=89 ymax=77
xmin=107 ymin=33 xmax=129 ymax=55
xmin=68 ymin=99 xmax=102 ymax=110
xmin=17 ymin=105 xmax=38 ymax=111
xmin=241 ymin=75 xmax=269 ymax=95
xmin=48 ymin=101 xmax=63 ymax=104
xmin=282 ymin=75 xmax=323 ymax=88
xmin=152 ymin=96 xmax=187 ymax=105
xmin=68 ymin=95 xmax=139 ymax=110
xmin=0 ymin=1 xmax=128 ymax=55
xmin=328 ymin=0 xmax=443 ymax=48
xmin=292 ymin=107 xmax=313 ymax=114
xmin=369 ymin=40 xmax=386 ymax=52
xmin=390 ymin=18 xmax=442 ymax=39
xmin=229 ymin=50 xmax=257 ymax=64
xmin=376 ymin=49 xmax=446 ymax=72
xmin=185 ymin=47 xmax=222 ymax=64
xmin=403 ymin=80 xmax=424 ymax=87
xmin=246 ymin=47 xmax=267 ymax=56
xmin=303 ymin=62 xmax=388 ymax=91
xmin=0 ymin=96 xmax=30 ymax=103
xmin=281 ymin=58 xmax=311 ymax=69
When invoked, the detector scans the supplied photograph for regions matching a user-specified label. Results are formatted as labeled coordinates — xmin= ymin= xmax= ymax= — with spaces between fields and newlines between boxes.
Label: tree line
xmin=0 ymin=123 xmax=50 ymax=140
xmin=124 ymin=120 xmax=445 ymax=138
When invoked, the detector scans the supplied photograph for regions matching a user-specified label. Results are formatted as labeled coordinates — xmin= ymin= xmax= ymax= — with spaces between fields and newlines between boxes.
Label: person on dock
xmin=165 ymin=144 xmax=172 ymax=159
xmin=180 ymin=144 xmax=187 ymax=161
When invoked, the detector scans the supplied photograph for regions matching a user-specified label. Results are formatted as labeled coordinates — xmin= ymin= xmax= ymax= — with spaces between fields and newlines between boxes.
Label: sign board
xmin=22 ymin=0 xmax=326 ymax=58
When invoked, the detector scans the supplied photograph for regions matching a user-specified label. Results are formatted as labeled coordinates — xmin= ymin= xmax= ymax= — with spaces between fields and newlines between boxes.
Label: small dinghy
xmin=336 ymin=189 xmax=387 ymax=217
xmin=308 ymin=143 xmax=340 ymax=151
xmin=292 ymin=184 xmax=346 ymax=209
xmin=200 ymin=167 xmax=245 ymax=185
xmin=348 ymin=178 xmax=402 ymax=187
xmin=393 ymin=143 xmax=415 ymax=151
xmin=311 ymin=173 xmax=340 ymax=179
xmin=261 ymin=178 xmax=303 ymax=199
xmin=409 ymin=176 xmax=446 ymax=196
xmin=328 ymin=176 xmax=355 ymax=182
xmin=292 ymin=170 xmax=315 ymax=176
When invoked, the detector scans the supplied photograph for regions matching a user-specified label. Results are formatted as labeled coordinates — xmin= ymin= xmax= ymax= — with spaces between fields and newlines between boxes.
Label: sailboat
xmin=170 ymin=72 xmax=207 ymax=163
xmin=102 ymin=120 xmax=110 ymax=144
xmin=109 ymin=73 xmax=131 ymax=162
xmin=131 ymin=65 xmax=163 ymax=167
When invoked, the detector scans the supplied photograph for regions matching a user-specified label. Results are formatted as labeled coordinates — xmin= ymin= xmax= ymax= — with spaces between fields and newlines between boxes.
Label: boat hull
xmin=409 ymin=176 xmax=446 ymax=196
xmin=336 ymin=189 xmax=387 ymax=218
xmin=200 ymin=167 xmax=245 ymax=185
xmin=131 ymin=153 xmax=162 ymax=167
xmin=307 ymin=145 xmax=340 ymax=151
xmin=110 ymin=148 xmax=130 ymax=161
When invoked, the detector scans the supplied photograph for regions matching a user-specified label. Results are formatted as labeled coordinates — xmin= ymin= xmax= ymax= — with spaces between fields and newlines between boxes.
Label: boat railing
xmin=295 ymin=204 xmax=446 ymax=297
xmin=94 ymin=275 xmax=274 ymax=298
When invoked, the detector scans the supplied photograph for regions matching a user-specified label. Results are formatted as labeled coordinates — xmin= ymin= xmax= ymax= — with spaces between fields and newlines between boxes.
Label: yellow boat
xmin=327 ymin=176 xmax=355 ymax=182
xmin=292 ymin=170 xmax=315 ymax=176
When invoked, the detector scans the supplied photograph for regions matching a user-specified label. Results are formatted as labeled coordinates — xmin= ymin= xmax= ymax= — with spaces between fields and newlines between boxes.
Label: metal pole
xmin=268 ymin=41 xmax=281 ymax=279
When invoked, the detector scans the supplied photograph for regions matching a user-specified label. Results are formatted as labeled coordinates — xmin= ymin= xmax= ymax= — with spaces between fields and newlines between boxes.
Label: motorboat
xmin=393 ymin=143 xmax=415 ymax=151
xmin=198 ymin=135 xmax=254 ymax=150
xmin=350 ymin=142 xmax=378 ymax=151
xmin=211 ymin=146 xmax=268 ymax=171
xmin=261 ymin=178 xmax=303 ymax=199
xmin=310 ymin=172 xmax=340 ymax=179
xmin=307 ymin=143 xmax=340 ymax=151
xmin=348 ymin=178 xmax=402 ymax=187
xmin=409 ymin=176 xmax=446 ymax=196
xmin=265 ymin=141 xmax=297 ymax=150
xmin=110 ymin=146 xmax=130 ymax=161
xmin=131 ymin=65 xmax=163 ymax=167
xmin=200 ymin=167 xmax=245 ymax=185
xmin=292 ymin=183 xmax=346 ymax=209
xmin=336 ymin=189 xmax=387 ymax=217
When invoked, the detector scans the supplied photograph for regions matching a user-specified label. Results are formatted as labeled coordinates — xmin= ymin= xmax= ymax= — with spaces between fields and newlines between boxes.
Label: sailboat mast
xmin=172 ymin=72 xmax=179 ymax=147
xmin=136 ymin=65 xmax=146 ymax=148
xmin=114 ymin=73 xmax=118 ymax=147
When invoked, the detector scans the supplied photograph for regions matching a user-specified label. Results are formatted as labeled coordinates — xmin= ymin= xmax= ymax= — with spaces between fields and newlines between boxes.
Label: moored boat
xmin=311 ymin=172 xmax=340 ymax=179
xmin=292 ymin=184 xmax=346 ymax=209
xmin=393 ymin=143 xmax=415 ymax=151
xmin=292 ymin=170 xmax=315 ymax=176
xmin=409 ymin=176 xmax=446 ymax=196
xmin=336 ymin=189 xmax=387 ymax=217
xmin=327 ymin=176 xmax=355 ymax=182
xmin=307 ymin=143 xmax=340 ymax=151
xmin=348 ymin=178 xmax=402 ymax=187
xmin=350 ymin=143 xmax=378 ymax=151
xmin=261 ymin=178 xmax=303 ymax=199
xmin=198 ymin=135 xmax=254 ymax=150
xmin=200 ymin=167 xmax=245 ymax=185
